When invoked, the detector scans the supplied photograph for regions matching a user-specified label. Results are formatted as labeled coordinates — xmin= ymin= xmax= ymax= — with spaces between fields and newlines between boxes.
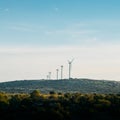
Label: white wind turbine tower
xmin=47 ymin=75 xmax=49 ymax=80
xmin=56 ymin=69 xmax=59 ymax=80
xmin=61 ymin=65 xmax=63 ymax=80
xmin=49 ymin=72 xmax=51 ymax=80
xmin=68 ymin=58 xmax=74 ymax=80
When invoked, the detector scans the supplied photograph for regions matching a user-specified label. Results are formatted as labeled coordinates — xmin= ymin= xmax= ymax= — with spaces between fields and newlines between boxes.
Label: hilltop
xmin=0 ymin=78 xmax=120 ymax=94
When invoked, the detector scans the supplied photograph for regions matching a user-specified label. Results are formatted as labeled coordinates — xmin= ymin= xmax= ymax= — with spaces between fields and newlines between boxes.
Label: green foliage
xmin=30 ymin=89 xmax=41 ymax=99
xmin=0 ymin=92 xmax=9 ymax=110
xmin=0 ymin=92 xmax=9 ymax=104
xmin=49 ymin=91 xmax=56 ymax=94
xmin=0 ymin=91 xmax=120 ymax=120
xmin=0 ymin=79 xmax=120 ymax=94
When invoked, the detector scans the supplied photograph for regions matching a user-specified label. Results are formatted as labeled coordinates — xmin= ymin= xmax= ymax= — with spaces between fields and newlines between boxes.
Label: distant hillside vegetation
xmin=0 ymin=79 xmax=120 ymax=94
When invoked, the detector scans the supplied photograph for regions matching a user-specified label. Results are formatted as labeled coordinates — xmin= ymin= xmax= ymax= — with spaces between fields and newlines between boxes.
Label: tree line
xmin=0 ymin=90 xmax=120 ymax=120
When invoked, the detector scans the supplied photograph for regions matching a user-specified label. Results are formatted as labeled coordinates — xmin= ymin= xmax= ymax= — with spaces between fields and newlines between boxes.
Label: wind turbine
xmin=61 ymin=65 xmax=63 ymax=80
xmin=47 ymin=75 xmax=49 ymax=80
xmin=56 ymin=69 xmax=59 ymax=80
xmin=68 ymin=58 xmax=74 ymax=80
xmin=49 ymin=72 xmax=51 ymax=80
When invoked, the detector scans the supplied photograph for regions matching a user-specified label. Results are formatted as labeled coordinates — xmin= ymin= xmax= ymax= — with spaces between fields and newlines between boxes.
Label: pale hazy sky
xmin=0 ymin=0 xmax=120 ymax=82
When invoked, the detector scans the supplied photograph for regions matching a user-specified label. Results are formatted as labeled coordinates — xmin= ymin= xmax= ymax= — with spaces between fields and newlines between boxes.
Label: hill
xmin=0 ymin=78 xmax=120 ymax=94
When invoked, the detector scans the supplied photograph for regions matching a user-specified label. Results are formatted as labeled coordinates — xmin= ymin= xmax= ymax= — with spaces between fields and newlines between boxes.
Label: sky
xmin=0 ymin=0 xmax=120 ymax=82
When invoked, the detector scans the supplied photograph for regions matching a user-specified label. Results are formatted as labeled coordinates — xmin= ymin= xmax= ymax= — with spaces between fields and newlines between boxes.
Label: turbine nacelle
xmin=68 ymin=58 xmax=74 ymax=64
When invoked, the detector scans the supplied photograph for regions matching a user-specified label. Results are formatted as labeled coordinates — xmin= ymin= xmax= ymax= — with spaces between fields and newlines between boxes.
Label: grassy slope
xmin=0 ymin=79 xmax=120 ymax=94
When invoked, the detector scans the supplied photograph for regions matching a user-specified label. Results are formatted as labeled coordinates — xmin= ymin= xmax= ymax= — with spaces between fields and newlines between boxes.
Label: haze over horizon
xmin=0 ymin=0 xmax=120 ymax=82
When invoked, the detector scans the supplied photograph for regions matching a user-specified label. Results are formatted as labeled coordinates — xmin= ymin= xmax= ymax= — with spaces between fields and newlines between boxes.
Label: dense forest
xmin=0 ymin=90 xmax=120 ymax=120
xmin=0 ymin=79 xmax=120 ymax=94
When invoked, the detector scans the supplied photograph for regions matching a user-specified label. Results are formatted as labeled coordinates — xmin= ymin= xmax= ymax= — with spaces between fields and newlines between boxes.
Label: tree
xmin=30 ymin=90 xmax=41 ymax=99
